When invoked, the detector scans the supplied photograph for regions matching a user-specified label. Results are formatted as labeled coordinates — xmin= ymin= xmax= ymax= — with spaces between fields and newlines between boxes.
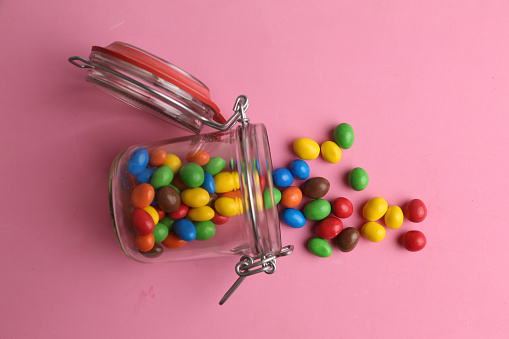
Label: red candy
xmin=211 ymin=213 xmax=229 ymax=225
xmin=315 ymin=217 xmax=343 ymax=239
xmin=402 ymin=230 xmax=427 ymax=251
xmin=404 ymin=199 xmax=427 ymax=223
xmin=332 ymin=197 xmax=353 ymax=219
xmin=154 ymin=207 xmax=165 ymax=220
xmin=168 ymin=203 xmax=189 ymax=220
xmin=132 ymin=208 xmax=155 ymax=235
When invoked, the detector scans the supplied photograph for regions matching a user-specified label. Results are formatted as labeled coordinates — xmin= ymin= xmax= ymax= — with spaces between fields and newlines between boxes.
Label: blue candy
xmin=272 ymin=168 xmax=293 ymax=188
xmin=174 ymin=219 xmax=197 ymax=241
xmin=127 ymin=148 xmax=149 ymax=175
xmin=136 ymin=167 xmax=156 ymax=184
xmin=201 ymin=172 xmax=216 ymax=194
xmin=289 ymin=159 xmax=310 ymax=180
xmin=281 ymin=208 xmax=306 ymax=228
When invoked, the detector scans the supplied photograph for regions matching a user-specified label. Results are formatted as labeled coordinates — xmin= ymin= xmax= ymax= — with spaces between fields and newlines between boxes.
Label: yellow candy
xmin=181 ymin=188 xmax=210 ymax=208
xmin=214 ymin=197 xmax=238 ymax=217
xmin=163 ymin=154 xmax=182 ymax=174
xmin=214 ymin=172 xmax=239 ymax=193
xmin=293 ymin=138 xmax=320 ymax=160
xmin=362 ymin=197 xmax=388 ymax=221
xmin=320 ymin=141 xmax=342 ymax=163
xmin=384 ymin=205 xmax=404 ymax=229
xmin=235 ymin=197 xmax=243 ymax=214
xmin=361 ymin=222 xmax=386 ymax=242
xmin=142 ymin=206 xmax=160 ymax=225
xmin=188 ymin=206 xmax=215 ymax=221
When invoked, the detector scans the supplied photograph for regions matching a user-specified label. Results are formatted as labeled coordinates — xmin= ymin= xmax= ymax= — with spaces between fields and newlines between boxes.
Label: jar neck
xmin=236 ymin=123 xmax=282 ymax=257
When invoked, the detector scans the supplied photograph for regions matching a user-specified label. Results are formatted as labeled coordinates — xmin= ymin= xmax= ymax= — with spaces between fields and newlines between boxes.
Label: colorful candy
xmin=188 ymin=206 xmax=215 ymax=221
xmin=151 ymin=165 xmax=174 ymax=190
xmin=214 ymin=197 xmax=238 ymax=217
xmin=127 ymin=148 xmax=149 ymax=175
xmin=142 ymin=206 xmax=160 ymax=225
xmin=131 ymin=183 xmax=155 ymax=209
xmin=194 ymin=221 xmax=216 ymax=241
xmin=203 ymin=157 xmax=226 ymax=176
xmin=308 ymin=238 xmax=332 ymax=257
xmin=132 ymin=208 xmax=155 ymax=235
xmin=140 ymin=243 xmax=164 ymax=258
xmin=162 ymin=232 xmax=187 ymax=249
xmin=333 ymin=123 xmax=354 ymax=149
xmin=135 ymin=234 xmax=155 ymax=252
xmin=156 ymin=186 xmax=181 ymax=213
xmin=211 ymin=213 xmax=229 ymax=225
xmin=402 ymin=230 xmax=427 ymax=251
xmin=281 ymin=186 xmax=302 ymax=208
xmin=163 ymin=154 xmax=182 ymax=174
xmin=331 ymin=197 xmax=353 ymax=218
xmin=174 ymin=219 xmax=197 ymax=241
xmin=281 ymin=208 xmax=306 ymax=228
xmin=289 ymin=159 xmax=310 ymax=180
xmin=181 ymin=187 xmax=210 ymax=208
xmin=149 ymin=149 xmax=167 ymax=167
xmin=186 ymin=150 xmax=210 ymax=166
xmin=320 ymin=141 xmax=342 ymax=163
xmin=293 ymin=138 xmax=320 ymax=160
xmin=336 ymin=227 xmax=360 ymax=252
xmin=362 ymin=197 xmax=388 ymax=221
xmin=384 ymin=205 xmax=404 ymax=229
xmin=159 ymin=216 xmax=175 ymax=230
xmin=303 ymin=199 xmax=331 ymax=220
xmin=272 ymin=168 xmax=293 ymax=188
xmin=152 ymin=223 xmax=169 ymax=243
xmin=314 ymin=217 xmax=343 ymax=239
xmin=201 ymin=172 xmax=216 ymax=194
xmin=348 ymin=167 xmax=369 ymax=191
xmin=405 ymin=199 xmax=427 ymax=223
xmin=214 ymin=172 xmax=239 ymax=193
xmin=136 ymin=167 xmax=156 ymax=184
xmin=361 ymin=222 xmax=386 ymax=242
xmin=263 ymin=188 xmax=281 ymax=209
xmin=168 ymin=203 xmax=189 ymax=219
xmin=302 ymin=177 xmax=330 ymax=199
xmin=179 ymin=163 xmax=205 ymax=188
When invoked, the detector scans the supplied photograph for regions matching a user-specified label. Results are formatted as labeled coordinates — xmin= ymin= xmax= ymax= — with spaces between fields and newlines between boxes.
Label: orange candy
xmin=131 ymin=183 xmax=155 ymax=209
xmin=149 ymin=149 xmax=167 ymax=167
xmin=135 ymin=234 xmax=155 ymax=252
xmin=186 ymin=150 xmax=210 ymax=166
xmin=222 ymin=190 xmax=242 ymax=199
xmin=281 ymin=186 xmax=303 ymax=208
xmin=162 ymin=232 xmax=187 ymax=249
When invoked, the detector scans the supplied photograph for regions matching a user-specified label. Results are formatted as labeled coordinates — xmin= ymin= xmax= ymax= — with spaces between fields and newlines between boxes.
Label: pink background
xmin=1 ymin=1 xmax=509 ymax=338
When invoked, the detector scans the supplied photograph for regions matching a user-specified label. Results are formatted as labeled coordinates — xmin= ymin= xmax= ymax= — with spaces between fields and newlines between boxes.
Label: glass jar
xmin=69 ymin=42 xmax=293 ymax=304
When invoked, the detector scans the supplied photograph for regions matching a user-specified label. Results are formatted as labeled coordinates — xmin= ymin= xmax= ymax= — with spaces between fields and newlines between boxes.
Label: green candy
xmin=151 ymin=165 xmax=174 ymax=190
xmin=194 ymin=221 xmax=216 ymax=241
xmin=159 ymin=216 xmax=175 ymax=231
xmin=179 ymin=163 xmax=204 ymax=188
xmin=348 ymin=167 xmax=369 ymax=191
xmin=333 ymin=123 xmax=354 ymax=149
xmin=303 ymin=199 xmax=331 ymax=220
xmin=203 ymin=157 xmax=226 ymax=176
xmin=263 ymin=187 xmax=282 ymax=209
xmin=308 ymin=238 xmax=332 ymax=257
xmin=153 ymin=223 xmax=169 ymax=243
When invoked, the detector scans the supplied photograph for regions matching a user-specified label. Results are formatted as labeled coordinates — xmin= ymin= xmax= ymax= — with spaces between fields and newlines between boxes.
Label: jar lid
xmin=69 ymin=42 xmax=226 ymax=133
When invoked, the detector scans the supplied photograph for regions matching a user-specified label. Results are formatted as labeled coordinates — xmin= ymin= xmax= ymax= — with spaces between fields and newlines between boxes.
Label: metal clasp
xmin=219 ymin=245 xmax=294 ymax=305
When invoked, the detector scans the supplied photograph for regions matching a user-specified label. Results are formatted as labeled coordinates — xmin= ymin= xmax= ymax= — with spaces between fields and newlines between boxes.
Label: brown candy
xmin=207 ymin=193 xmax=219 ymax=207
xmin=139 ymin=244 xmax=164 ymax=258
xmin=157 ymin=186 xmax=181 ymax=213
xmin=336 ymin=227 xmax=360 ymax=252
xmin=302 ymin=177 xmax=330 ymax=199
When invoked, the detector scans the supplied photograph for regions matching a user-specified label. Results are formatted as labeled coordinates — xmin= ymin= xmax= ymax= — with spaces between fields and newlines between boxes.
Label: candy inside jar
xmin=110 ymin=123 xmax=284 ymax=263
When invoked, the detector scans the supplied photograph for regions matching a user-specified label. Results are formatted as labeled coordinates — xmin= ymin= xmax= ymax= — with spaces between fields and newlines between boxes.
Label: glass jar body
xmin=109 ymin=123 xmax=281 ymax=263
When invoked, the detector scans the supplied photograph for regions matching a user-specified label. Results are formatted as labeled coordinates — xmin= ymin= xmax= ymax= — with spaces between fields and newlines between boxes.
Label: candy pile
xmin=272 ymin=123 xmax=428 ymax=257
xmin=126 ymin=148 xmax=243 ymax=257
